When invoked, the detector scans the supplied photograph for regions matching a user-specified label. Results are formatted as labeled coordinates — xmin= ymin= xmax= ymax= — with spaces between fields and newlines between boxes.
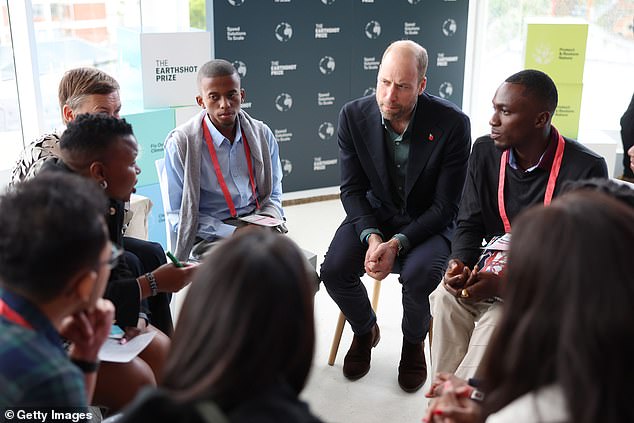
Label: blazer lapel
xmin=359 ymin=104 xmax=392 ymax=193
xmin=405 ymin=93 xmax=443 ymax=196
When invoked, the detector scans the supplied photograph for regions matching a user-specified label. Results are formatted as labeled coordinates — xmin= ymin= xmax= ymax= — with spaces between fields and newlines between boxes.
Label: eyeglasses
xmin=101 ymin=243 xmax=123 ymax=270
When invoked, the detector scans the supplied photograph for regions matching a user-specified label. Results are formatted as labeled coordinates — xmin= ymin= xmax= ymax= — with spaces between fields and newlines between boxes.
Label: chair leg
xmin=327 ymin=278 xmax=382 ymax=366
xmin=328 ymin=312 xmax=346 ymax=366
xmin=370 ymin=279 xmax=381 ymax=311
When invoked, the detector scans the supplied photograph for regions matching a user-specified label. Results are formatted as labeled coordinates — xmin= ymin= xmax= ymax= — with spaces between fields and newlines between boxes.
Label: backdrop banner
xmin=525 ymin=21 xmax=588 ymax=139
xmin=213 ymin=0 xmax=469 ymax=191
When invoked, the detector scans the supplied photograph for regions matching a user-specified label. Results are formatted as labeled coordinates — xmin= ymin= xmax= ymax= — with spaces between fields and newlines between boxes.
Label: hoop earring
xmin=100 ymin=180 xmax=108 ymax=190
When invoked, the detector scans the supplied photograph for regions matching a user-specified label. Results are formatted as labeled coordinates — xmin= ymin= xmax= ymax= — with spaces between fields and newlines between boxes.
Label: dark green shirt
xmin=383 ymin=114 xmax=414 ymax=208
xmin=357 ymin=106 xmax=418 ymax=254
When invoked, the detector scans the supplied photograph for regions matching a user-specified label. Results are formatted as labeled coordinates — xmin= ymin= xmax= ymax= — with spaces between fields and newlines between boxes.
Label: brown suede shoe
xmin=342 ymin=323 xmax=380 ymax=380
xmin=398 ymin=338 xmax=427 ymax=392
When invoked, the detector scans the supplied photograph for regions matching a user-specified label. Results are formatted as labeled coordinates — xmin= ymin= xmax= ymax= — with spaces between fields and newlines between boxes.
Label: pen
xmin=166 ymin=251 xmax=184 ymax=268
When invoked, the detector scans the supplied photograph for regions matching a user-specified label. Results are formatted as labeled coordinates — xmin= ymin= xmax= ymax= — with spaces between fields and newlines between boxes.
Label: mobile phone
xmin=109 ymin=324 xmax=125 ymax=339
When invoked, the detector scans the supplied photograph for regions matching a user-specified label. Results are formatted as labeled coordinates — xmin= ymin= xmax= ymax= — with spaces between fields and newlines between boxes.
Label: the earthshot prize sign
xmin=141 ymin=32 xmax=212 ymax=109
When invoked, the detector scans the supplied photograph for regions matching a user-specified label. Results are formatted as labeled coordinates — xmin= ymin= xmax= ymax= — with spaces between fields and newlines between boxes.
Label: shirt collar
xmin=508 ymin=128 xmax=558 ymax=172
xmin=204 ymin=113 xmax=242 ymax=147
xmin=0 ymin=287 xmax=65 ymax=351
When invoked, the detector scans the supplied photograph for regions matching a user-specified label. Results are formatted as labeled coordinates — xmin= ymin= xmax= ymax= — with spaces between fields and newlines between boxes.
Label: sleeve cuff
xmin=391 ymin=233 xmax=411 ymax=255
xmin=360 ymin=228 xmax=383 ymax=245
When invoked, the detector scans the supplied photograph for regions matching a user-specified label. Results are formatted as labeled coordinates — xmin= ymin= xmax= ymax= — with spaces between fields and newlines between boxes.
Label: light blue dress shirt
xmin=164 ymin=114 xmax=283 ymax=240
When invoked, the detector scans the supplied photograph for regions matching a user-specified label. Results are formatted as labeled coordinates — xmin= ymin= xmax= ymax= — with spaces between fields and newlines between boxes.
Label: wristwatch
xmin=71 ymin=358 xmax=100 ymax=373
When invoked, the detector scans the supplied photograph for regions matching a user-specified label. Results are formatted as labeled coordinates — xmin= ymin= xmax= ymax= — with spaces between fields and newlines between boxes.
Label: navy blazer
xmin=338 ymin=92 xmax=471 ymax=248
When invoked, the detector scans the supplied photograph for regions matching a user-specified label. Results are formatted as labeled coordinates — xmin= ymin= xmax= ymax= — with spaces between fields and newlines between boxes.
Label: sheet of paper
xmin=239 ymin=214 xmax=285 ymax=227
xmin=98 ymin=330 xmax=156 ymax=363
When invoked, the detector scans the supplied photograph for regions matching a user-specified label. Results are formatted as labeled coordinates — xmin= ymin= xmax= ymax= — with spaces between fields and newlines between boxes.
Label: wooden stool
xmin=327 ymin=278 xmax=382 ymax=366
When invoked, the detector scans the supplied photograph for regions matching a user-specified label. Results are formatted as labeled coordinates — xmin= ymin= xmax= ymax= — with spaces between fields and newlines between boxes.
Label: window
xmin=468 ymin=0 xmax=634 ymax=141
xmin=0 ymin=0 xmax=23 ymax=171
xmin=32 ymin=0 xmax=142 ymax=131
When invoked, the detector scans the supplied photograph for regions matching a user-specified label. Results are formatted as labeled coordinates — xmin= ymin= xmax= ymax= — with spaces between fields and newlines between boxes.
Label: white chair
xmin=154 ymin=158 xmax=177 ymax=252
xmin=155 ymin=158 xmax=189 ymax=322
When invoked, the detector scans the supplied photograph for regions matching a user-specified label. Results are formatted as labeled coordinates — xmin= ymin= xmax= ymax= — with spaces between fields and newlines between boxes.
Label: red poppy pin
xmin=428 ymin=133 xmax=434 ymax=141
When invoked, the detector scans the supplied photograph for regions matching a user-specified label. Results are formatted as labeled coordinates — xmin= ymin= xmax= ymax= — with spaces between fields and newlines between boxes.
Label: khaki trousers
xmin=429 ymin=283 xmax=502 ymax=379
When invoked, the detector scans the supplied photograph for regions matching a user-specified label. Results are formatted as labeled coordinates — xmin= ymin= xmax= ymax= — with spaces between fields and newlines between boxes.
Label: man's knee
xmin=429 ymin=283 xmax=461 ymax=319
xmin=320 ymin=255 xmax=344 ymax=285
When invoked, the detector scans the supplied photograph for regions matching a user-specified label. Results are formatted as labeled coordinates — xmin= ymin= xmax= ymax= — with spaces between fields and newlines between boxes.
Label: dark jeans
xmin=320 ymin=220 xmax=450 ymax=344
xmin=123 ymin=237 xmax=174 ymax=336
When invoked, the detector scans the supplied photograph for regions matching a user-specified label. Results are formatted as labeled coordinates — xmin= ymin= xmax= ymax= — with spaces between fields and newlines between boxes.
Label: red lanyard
xmin=497 ymin=132 xmax=565 ymax=233
xmin=0 ymin=298 xmax=32 ymax=329
xmin=202 ymin=118 xmax=260 ymax=218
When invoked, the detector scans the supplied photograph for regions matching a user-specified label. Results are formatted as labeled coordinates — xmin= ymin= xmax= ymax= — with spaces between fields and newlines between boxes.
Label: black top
xmin=118 ymin=383 xmax=324 ymax=423
xmin=39 ymin=159 xmax=142 ymax=327
xmin=451 ymin=134 xmax=608 ymax=267
xmin=621 ymin=92 xmax=634 ymax=178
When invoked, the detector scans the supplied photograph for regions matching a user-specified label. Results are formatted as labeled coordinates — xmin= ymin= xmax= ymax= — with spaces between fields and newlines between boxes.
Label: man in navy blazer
xmin=320 ymin=40 xmax=471 ymax=392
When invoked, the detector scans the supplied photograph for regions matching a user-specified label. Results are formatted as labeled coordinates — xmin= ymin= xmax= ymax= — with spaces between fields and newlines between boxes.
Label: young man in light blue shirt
xmin=164 ymin=59 xmax=284 ymax=261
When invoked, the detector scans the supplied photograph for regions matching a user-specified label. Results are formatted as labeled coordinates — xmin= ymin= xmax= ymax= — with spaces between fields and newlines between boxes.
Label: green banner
xmin=552 ymin=83 xmax=583 ymax=139
xmin=123 ymin=108 xmax=175 ymax=187
xmin=525 ymin=22 xmax=588 ymax=138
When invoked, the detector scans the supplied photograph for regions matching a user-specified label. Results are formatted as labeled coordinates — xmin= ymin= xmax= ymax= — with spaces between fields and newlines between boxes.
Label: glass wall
xmin=32 ymin=0 xmax=142 ymax=130
xmin=0 ymin=0 xmax=194 ymax=183
xmin=0 ymin=1 xmax=23 ymax=171
xmin=468 ymin=0 xmax=634 ymax=142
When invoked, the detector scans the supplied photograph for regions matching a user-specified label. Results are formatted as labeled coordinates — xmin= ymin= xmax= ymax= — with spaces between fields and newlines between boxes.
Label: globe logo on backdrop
xmin=319 ymin=56 xmax=336 ymax=75
xmin=439 ymin=82 xmax=454 ymax=99
xmin=281 ymin=159 xmax=293 ymax=176
xmin=227 ymin=0 xmax=245 ymax=6
xmin=318 ymin=122 xmax=335 ymax=140
xmin=275 ymin=22 xmax=293 ymax=42
xmin=442 ymin=18 xmax=457 ymax=37
xmin=363 ymin=87 xmax=376 ymax=96
xmin=365 ymin=20 xmax=382 ymax=39
xmin=232 ymin=60 xmax=247 ymax=78
xmin=321 ymin=0 xmax=336 ymax=4
xmin=275 ymin=93 xmax=293 ymax=112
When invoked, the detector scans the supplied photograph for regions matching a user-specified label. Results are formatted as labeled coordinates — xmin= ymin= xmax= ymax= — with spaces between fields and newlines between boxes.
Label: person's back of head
xmin=0 ymin=172 xmax=108 ymax=304
xmin=481 ymin=190 xmax=634 ymax=423
xmin=58 ymin=67 xmax=120 ymax=124
xmin=162 ymin=228 xmax=315 ymax=409
xmin=561 ymin=177 xmax=634 ymax=210
xmin=505 ymin=69 xmax=558 ymax=115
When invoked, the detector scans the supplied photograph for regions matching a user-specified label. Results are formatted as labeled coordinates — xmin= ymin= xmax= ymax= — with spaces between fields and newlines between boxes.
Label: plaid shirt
xmin=0 ymin=288 xmax=86 ymax=407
